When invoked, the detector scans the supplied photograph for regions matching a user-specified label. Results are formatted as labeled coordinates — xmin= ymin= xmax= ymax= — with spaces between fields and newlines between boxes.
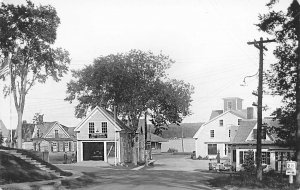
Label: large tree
xmin=0 ymin=1 xmax=70 ymax=148
xmin=257 ymin=0 xmax=300 ymax=185
xmin=65 ymin=49 xmax=194 ymax=163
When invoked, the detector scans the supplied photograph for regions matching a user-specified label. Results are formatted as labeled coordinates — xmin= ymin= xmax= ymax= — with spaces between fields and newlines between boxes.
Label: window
xmin=52 ymin=142 xmax=57 ymax=152
xmin=229 ymin=130 xmax=231 ymax=138
xmin=233 ymin=150 xmax=236 ymax=162
xmin=55 ymin=130 xmax=58 ymax=138
xmin=219 ymin=120 xmax=223 ymax=126
xmin=240 ymin=151 xmax=244 ymax=164
xmin=64 ymin=142 xmax=69 ymax=152
xmin=89 ymin=122 xmax=95 ymax=133
xmin=262 ymin=128 xmax=266 ymax=140
xmin=262 ymin=152 xmax=270 ymax=164
xmin=252 ymin=129 xmax=257 ymax=139
xmin=227 ymin=101 xmax=233 ymax=110
xmin=224 ymin=144 xmax=227 ymax=155
xmin=252 ymin=128 xmax=266 ymax=140
xmin=238 ymin=119 xmax=242 ymax=125
xmin=210 ymin=130 xmax=214 ymax=138
xmin=208 ymin=144 xmax=217 ymax=155
xmin=102 ymin=122 xmax=108 ymax=133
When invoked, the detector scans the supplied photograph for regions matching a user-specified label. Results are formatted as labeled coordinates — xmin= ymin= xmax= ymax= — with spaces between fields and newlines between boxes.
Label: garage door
xmin=83 ymin=142 xmax=104 ymax=161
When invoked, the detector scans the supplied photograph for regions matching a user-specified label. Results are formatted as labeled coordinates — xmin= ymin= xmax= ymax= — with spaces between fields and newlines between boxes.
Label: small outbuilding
xmin=74 ymin=106 xmax=132 ymax=164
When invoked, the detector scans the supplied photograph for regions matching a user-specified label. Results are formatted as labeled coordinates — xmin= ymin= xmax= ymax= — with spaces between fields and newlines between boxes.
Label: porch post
xmin=104 ymin=141 xmax=107 ymax=162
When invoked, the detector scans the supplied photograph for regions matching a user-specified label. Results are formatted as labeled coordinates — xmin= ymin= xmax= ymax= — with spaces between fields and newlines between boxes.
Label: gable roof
xmin=230 ymin=119 xmax=278 ymax=145
xmin=0 ymin=120 xmax=9 ymax=137
xmin=209 ymin=110 xmax=223 ymax=120
xmin=150 ymin=123 xmax=203 ymax=139
xmin=75 ymin=106 xmax=132 ymax=132
xmin=35 ymin=122 xmax=56 ymax=138
xmin=231 ymin=120 xmax=256 ymax=144
xmin=193 ymin=110 xmax=247 ymax=138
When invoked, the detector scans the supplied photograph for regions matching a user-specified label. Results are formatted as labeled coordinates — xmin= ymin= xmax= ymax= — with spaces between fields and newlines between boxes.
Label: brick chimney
xmin=247 ymin=107 xmax=254 ymax=119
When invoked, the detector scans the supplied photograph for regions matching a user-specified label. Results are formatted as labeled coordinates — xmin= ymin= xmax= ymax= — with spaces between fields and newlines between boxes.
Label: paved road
xmin=56 ymin=154 xmax=226 ymax=190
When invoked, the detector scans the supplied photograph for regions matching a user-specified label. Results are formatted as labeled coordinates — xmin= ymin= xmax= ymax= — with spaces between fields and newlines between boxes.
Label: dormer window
xmin=219 ymin=120 xmax=223 ymax=126
xmin=55 ymin=130 xmax=58 ymax=138
xmin=252 ymin=128 xmax=266 ymax=140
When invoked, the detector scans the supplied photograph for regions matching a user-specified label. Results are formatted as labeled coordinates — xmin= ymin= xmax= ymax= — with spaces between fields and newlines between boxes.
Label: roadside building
xmin=193 ymin=97 xmax=255 ymax=159
xmin=156 ymin=123 xmax=203 ymax=153
xmin=31 ymin=121 xmax=76 ymax=153
xmin=228 ymin=119 xmax=295 ymax=172
xmin=75 ymin=106 xmax=132 ymax=164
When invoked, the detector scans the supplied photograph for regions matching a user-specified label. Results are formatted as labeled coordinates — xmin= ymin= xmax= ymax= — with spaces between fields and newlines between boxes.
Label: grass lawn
xmin=209 ymin=171 xmax=299 ymax=190
xmin=0 ymin=151 xmax=57 ymax=185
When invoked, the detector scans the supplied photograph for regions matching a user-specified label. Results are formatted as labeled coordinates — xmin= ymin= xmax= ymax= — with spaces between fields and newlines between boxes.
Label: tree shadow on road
xmin=60 ymin=169 xmax=226 ymax=190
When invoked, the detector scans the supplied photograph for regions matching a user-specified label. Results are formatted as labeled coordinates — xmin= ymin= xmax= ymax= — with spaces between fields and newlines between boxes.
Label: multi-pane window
xmin=89 ymin=122 xmax=95 ymax=133
xmin=52 ymin=142 xmax=57 ymax=152
xmin=210 ymin=130 xmax=214 ymax=138
xmin=102 ymin=122 xmax=108 ymax=133
xmin=219 ymin=120 xmax=223 ymax=126
xmin=238 ymin=119 xmax=242 ymax=125
xmin=262 ymin=152 xmax=270 ymax=164
xmin=64 ymin=142 xmax=69 ymax=152
xmin=208 ymin=144 xmax=217 ymax=155
xmin=229 ymin=130 xmax=231 ymax=137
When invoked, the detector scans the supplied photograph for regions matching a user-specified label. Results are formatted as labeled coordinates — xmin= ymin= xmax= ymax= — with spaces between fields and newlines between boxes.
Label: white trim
xmin=74 ymin=106 xmax=122 ymax=132
xmin=44 ymin=122 xmax=70 ymax=138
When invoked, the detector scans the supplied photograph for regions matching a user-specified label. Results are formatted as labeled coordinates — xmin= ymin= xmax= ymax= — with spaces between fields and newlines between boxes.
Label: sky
xmin=0 ymin=0 xmax=293 ymax=129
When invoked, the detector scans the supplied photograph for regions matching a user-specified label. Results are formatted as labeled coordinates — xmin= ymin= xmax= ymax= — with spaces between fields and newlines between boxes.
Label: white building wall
xmin=77 ymin=111 xmax=118 ymax=141
xmin=195 ymin=112 xmax=242 ymax=158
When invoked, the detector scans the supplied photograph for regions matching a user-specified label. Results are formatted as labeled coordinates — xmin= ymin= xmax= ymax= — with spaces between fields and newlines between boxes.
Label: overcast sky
xmin=0 ymin=0 xmax=292 ymax=129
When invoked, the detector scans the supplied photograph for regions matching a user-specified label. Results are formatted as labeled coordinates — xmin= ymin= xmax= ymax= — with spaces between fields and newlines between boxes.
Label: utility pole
xmin=247 ymin=37 xmax=275 ymax=181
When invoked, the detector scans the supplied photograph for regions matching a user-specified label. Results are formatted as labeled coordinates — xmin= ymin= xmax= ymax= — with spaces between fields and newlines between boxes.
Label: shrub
xmin=242 ymin=150 xmax=255 ymax=173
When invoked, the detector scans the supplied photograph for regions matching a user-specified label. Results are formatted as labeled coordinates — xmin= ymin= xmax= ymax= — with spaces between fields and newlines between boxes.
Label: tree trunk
xmin=295 ymin=32 xmax=300 ymax=185
xmin=17 ymin=110 xmax=23 ymax=148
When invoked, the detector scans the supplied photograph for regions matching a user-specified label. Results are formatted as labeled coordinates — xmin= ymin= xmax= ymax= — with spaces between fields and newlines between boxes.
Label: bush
xmin=242 ymin=150 xmax=255 ymax=173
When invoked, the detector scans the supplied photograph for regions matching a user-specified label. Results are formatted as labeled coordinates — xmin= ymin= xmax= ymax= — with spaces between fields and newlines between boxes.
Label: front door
xmin=83 ymin=142 xmax=104 ymax=161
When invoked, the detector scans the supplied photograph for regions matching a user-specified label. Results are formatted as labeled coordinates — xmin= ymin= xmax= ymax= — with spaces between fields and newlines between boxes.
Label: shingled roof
xmin=230 ymin=119 xmax=279 ymax=145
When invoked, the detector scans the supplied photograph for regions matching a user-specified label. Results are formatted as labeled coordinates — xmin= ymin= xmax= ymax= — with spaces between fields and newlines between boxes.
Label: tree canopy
xmin=257 ymin=0 xmax=300 ymax=147
xmin=0 ymin=0 xmax=70 ymax=147
xmin=65 ymin=49 xmax=194 ymax=132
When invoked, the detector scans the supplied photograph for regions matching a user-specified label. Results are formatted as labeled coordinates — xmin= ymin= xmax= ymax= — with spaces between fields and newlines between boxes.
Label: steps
xmin=2 ymin=149 xmax=61 ymax=177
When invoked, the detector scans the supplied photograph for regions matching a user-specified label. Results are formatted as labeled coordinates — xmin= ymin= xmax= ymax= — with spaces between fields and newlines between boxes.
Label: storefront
xmin=75 ymin=106 xmax=131 ymax=164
